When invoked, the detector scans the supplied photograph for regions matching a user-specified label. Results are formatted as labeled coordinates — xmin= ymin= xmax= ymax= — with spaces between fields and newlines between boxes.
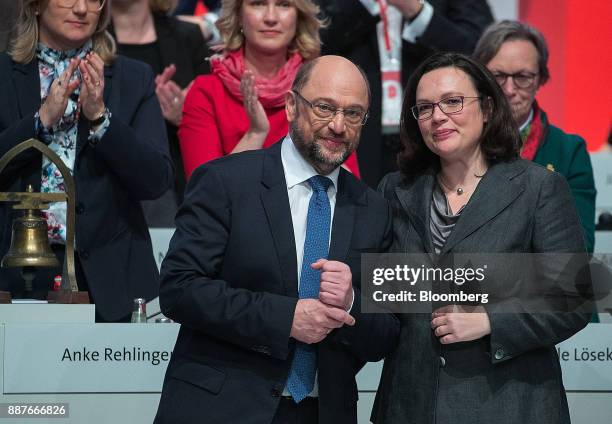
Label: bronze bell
xmin=1 ymin=208 xmax=59 ymax=268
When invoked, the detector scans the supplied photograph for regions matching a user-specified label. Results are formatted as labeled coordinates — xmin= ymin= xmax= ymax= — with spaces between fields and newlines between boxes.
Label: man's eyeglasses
xmin=492 ymin=72 xmax=538 ymax=89
xmin=57 ymin=0 xmax=106 ymax=12
xmin=411 ymin=96 xmax=481 ymax=121
xmin=292 ymin=90 xmax=368 ymax=126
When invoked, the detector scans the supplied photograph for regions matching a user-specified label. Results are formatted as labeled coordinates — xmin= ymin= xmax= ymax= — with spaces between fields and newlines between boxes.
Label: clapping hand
xmin=78 ymin=51 xmax=106 ymax=121
xmin=231 ymin=70 xmax=270 ymax=154
xmin=155 ymin=64 xmax=185 ymax=126
xmin=39 ymin=58 xmax=81 ymax=128
xmin=240 ymin=70 xmax=269 ymax=139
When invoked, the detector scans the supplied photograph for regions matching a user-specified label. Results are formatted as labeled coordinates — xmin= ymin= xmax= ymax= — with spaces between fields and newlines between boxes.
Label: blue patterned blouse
xmin=35 ymin=41 xmax=109 ymax=244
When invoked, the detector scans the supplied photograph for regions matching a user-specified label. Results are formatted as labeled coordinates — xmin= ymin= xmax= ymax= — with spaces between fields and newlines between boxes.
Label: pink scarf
xmin=211 ymin=48 xmax=304 ymax=109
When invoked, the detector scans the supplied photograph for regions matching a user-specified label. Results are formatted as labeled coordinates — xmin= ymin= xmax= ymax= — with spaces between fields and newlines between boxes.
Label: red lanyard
xmin=377 ymin=0 xmax=392 ymax=55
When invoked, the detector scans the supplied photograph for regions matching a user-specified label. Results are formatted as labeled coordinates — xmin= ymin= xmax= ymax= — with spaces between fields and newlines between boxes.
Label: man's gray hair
xmin=473 ymin=20 xmax=550 ymax=85
xmin=291 ymin=58 xmax=371 ymax=107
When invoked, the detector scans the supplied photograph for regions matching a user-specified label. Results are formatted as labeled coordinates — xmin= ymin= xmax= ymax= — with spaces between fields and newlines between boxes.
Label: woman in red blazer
xmin=179 ymin=0 xmax=360 ymax=179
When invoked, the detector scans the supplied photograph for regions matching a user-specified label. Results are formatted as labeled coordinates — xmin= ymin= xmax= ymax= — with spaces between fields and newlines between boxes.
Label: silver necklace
xmin=438 ymin=173 xmax=484 ymax=196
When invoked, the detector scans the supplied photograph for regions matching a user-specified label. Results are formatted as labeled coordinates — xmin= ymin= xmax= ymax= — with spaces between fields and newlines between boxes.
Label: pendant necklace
xmin=438 ymin=172 xmax=484 ymax=196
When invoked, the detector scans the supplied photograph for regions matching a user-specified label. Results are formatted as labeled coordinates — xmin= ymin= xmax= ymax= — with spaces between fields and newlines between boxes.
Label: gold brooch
xmin=546 ymin=164 xmax=555 ymax=172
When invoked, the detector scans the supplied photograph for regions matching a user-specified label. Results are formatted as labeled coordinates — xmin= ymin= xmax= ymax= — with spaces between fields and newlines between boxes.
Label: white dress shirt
xmin=280 ymin=135 xmax=340 ymax=398
xmin=281 ymin=135 xmax=339 ymax=284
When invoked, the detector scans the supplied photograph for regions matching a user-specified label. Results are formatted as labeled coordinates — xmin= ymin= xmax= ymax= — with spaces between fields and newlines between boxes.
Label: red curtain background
xmin=520 ymin=0 xmax=611 ymax=150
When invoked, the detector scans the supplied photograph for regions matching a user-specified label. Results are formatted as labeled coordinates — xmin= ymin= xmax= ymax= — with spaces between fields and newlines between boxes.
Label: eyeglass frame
xmin=57 ymin=0 xmax=106 ymax=12
xmin=491 ymin=71 xmax=539 ymax=89
xmin=291 ymin=90 xmax=369 ymax=126
xmin=410 ymin=96 xmax=482 ymax=121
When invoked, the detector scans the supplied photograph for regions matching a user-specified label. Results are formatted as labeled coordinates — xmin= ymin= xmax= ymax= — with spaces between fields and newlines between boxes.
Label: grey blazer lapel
xmin=394 ymin=172 xmax=435 ymax=253
xmin=260 ymin=143 xmax=299 ymax=298
xmin=441 ymin=160 xmax=527 ymax=253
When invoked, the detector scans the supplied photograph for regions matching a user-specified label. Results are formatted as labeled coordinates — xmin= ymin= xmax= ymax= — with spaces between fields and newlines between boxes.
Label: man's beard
xmin=290 ymin=120 xmax=352 ymax=173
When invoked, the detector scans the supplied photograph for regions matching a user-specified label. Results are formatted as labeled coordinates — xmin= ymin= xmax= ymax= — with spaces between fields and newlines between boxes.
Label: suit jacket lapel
xmin=328 ymin=169 xmax=365 ymax=262
xmin=394 ymin=172 xmax=435 ymax=253
xmin=260 ymin=143 xmax=299 ymax=298
xmin=12 ymin=61 xmax=43 ymax=190
xmin=13 ymin=61 xmax=40 ymax=119
xmin=441 ymin=160 xmax=527 ymax=253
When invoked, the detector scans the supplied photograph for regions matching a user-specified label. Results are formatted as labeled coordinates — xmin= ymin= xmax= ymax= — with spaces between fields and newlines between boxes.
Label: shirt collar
xmin=519 ymin=107 xmax=535 ymax=133
xmin=36 ymin=40 xmax=93 ymax=66
xmin=281 ymin=134 xmax=339 ymax=192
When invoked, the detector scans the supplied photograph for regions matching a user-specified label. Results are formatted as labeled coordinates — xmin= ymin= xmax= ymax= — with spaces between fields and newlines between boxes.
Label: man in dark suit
xmin=154 ymin=56 xmax=399 ymax=424
xmin=317 ymin=0 xmax=494 ymax=187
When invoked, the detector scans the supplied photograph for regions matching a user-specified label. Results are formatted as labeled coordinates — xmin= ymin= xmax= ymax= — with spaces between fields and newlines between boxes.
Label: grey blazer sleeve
xmin=485 ymin=171 xmax=591 ymax=364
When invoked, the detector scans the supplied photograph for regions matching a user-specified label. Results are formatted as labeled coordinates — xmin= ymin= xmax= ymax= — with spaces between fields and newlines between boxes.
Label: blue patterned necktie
xmin=286 ymin=175 xmax=333 ymax=403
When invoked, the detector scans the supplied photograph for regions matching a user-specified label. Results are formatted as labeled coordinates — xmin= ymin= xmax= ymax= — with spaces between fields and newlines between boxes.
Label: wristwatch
xmin=89 ymin=108 xmax=108 ymax=128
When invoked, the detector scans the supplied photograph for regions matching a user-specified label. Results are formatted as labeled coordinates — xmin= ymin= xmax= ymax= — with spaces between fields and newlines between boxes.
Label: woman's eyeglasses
xmin=57 ymin=0 xmax=106 ymax=12
xmin=411 ymin=96 xmax=481 ymax=121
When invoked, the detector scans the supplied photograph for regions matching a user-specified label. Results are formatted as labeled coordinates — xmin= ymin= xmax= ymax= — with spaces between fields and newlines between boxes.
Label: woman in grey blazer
xmin=372 ymin=53 xmax=591 ymax=424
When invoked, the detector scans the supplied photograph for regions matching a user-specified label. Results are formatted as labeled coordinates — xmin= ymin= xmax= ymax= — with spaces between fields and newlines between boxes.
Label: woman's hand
xmin=242 ymin=70 xmax=269 ymax=136
xmin=39 ymin=57 xmax=81 ymax=128
xmin=231 ymin=70 xmax=269 ymax=153
xmin=155 ymin=64 xmax=185 ymax=126
xmin=431 ymin=305 xmax=491 ymax=344
xmin=79 ymin=52 xmax=106 ymax=121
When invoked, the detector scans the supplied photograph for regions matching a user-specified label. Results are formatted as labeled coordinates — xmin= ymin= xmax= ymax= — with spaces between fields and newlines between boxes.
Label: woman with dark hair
xmin=0 ymin=0 xmax=172 ymax=322
xmin=111 ymin=0 xmax=210 ymax=226
xmin=372 ymin=52 xmax=590 ymax=424
xmin=473 ymin=20 xmax=596 ymax=252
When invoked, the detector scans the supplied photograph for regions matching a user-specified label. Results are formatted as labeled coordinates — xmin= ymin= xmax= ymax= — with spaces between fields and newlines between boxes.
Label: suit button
xmin=80 ymin=250 xmax=90 ymax=260
xmin=494 ymin=348 xmax=505 ymax=360
xmin=439 ymin=356 xmax=446 ymax=367
xmin=76 ymin=203 xmax=85 ymax=214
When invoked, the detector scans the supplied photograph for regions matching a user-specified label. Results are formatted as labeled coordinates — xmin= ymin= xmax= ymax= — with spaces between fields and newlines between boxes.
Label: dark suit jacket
xmin=0 ymin=53 xmax=173 ymax=321
xmin=317 ymin=0 xmax=493 ymax=187
xmin=112 ymin=14 xmax=211 ymax=226
xmin=372 ymin=160 xmax=590 ymax=424
xmin=154 ymin=142 xmax=400 ymax=424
